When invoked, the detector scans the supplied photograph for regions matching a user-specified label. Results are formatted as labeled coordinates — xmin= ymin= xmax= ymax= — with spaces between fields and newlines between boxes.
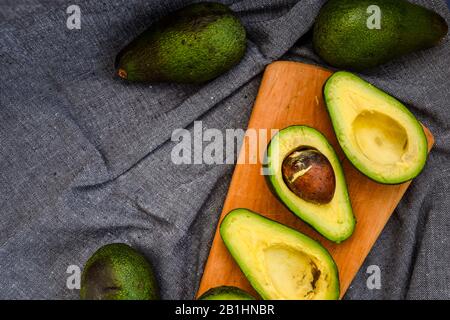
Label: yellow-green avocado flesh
xmin=265 ymin=126 xmax=355 ymax=243
xmin=324 ymin=71 xmax=428 ymax=184
xmin=220 ymin=209 xmax=340 ymax=300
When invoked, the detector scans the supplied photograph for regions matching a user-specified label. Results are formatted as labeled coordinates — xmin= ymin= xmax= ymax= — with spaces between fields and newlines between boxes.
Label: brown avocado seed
xmin=282 ymin=148 xmax=336 ymax=204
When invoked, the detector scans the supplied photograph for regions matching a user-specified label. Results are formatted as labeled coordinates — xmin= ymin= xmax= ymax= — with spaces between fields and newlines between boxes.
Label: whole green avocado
xmin=198 ymin=286 xmax=255 ymax=300
xmin=80 ymin=243 xmax=159 ymax=300
xmin=313 ymin=0 xmax=448 ymax=70
xmin=115 ymin=2 xmax=246 ymax=83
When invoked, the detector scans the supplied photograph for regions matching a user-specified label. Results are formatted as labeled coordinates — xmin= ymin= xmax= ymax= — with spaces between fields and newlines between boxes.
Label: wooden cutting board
xmin=197 ymin=61 xmax=434 ymax=299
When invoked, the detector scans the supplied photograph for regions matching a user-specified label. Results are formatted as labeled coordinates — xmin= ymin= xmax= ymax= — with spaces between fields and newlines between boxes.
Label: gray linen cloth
xmin=0 ymin=0 xmax=449 ymax=299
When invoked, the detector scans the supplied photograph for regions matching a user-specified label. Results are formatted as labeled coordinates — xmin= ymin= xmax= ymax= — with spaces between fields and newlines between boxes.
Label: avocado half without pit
xmin=265 ymin=126 xmax=355 ymax=243
xmin=324 ymin=72 xmax=428 ymax=184
xmin=220 ymin=209 xmax=340 ymax=300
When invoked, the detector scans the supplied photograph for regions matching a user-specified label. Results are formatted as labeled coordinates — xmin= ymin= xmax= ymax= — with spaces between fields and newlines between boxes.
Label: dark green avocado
xmin=198 ymin=286 xmax=255 ymax=300
xmin=80 ymin=243 xmax=159 ymax=300
xmin=313 ymin=0 xmax=448 ymax=70
xmin=115 ymin=2 xmax=246 ymax=83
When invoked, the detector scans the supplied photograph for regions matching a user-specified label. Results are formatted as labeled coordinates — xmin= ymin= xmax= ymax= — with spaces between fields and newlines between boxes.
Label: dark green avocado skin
xmin=115 ymin=2 xmax=246 ymax=83
xmin=313 ymin=0 xmax=448 ymax=70
xmin=80 ymin=243 xmax=159 ymax=300
xmin=198 ymin=286 xmax=255 ymax=300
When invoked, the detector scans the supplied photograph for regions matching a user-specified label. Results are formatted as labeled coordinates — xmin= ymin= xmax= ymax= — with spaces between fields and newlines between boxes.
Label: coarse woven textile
xmin=0 ymin=0 xmax=449 ymax=300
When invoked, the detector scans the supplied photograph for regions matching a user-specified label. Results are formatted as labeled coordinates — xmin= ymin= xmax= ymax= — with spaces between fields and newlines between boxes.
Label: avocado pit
xmin=282 ymin=148 xmax=335 ymax=204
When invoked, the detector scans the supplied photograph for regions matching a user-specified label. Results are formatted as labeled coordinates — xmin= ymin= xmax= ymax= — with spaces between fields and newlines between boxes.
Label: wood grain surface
xmin=197 ymin=61 xmax=434 ymax=299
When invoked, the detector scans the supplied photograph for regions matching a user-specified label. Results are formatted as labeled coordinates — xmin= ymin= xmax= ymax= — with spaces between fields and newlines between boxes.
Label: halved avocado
xmin=220 ymin=209 xmax=340 ymax=300
xmin=265 ymin=126 xmax=355 ymax=243
xmin=324 ymin=71 xmax=428 ymax=184
xmin=198 ymin=286 xmax=255 ymax=300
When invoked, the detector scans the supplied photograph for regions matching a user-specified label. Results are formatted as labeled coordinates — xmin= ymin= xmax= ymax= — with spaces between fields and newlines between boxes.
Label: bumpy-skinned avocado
xmin=220 ymin=209 xmax=340 ymax=300
xmin=198 ymin=286 xmax=255 ymax=300
xmin=80 ymin=243 xmax=159 ymax=300
xmin=324 ymin=71 xmax=428 ymax=184
xmin=313 ymin=0 xmax=448 ymax=70
xmin=115 ymin=2 xmax=246 ymax=83
xmin=265 ymin=126 xmax=355 ymax=243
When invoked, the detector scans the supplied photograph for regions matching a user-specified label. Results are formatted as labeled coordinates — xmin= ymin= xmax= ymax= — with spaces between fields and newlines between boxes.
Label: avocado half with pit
xmin=198 ymin=286 xmax=255 ymax=300
xmin=324 ymin=71 xmax=428 ymax=184
xmin=220 ymin=209 xmax=340 ymax=300
xmin=265 ymin=126 xmax=355 ymax=243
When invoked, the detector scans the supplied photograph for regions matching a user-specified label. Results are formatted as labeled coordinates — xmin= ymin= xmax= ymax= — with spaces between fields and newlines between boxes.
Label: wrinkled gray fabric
xmin=0 ymin=0 xmax=449 ymax=299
